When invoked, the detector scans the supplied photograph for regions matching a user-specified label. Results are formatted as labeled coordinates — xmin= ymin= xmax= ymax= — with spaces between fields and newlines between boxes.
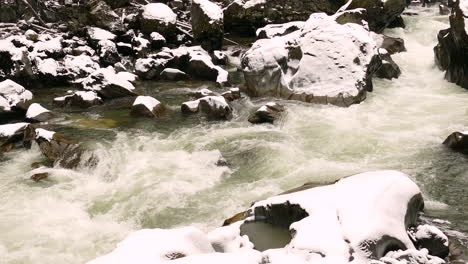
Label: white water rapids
xmin=0 ymin=6 xmax=467 ymax=264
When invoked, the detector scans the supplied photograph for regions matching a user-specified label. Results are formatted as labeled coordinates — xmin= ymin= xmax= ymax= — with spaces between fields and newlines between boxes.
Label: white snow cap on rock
xmin=35 ymin=128 xmax=55 ymax=142
xmin=87 ymin=27 xmax=116 ymax=41
xmin=82 ymin=67 xmax=136 ymax=92
xmin=193 ymin=0 xmax=223 ymax=22
xmin=142 ymin=3 xmax=177 ymax=25
xmin=26 ymin=103 xmax=51 ymax=119
xmin=0 ymin=79 xmax=33 ymax=111
xmin=0 ymin=123 xmax=29 ymax=137
xmin=54 ymin=91 xmax=102 ymax=103
xmin=36 ymin=58 xmax=59 ymax=76
xmin=133 ymin=96 xmax=161 ymax=111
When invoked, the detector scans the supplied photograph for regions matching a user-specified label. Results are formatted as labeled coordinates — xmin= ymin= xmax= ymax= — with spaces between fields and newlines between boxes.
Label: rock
xmin=242 ymin=13 xmax=381 ymax=107
xmin=87 ymin=0 xmax=124 ymax=33
xmin=198 ymin=96 xmax=232 ymax=119
xmin=0 ymin=122 xmax=29 ymax=151
xmin=104 ymin=0 xmax=130 ymax=9
xmin=380 ymin=35 xmax=406 ymax=55
xmin=189 ymin=88 xmax=216 ymax=98
xmin=440 ymin=4 xmax=450 ymax=15
xmin=150 ymin=32 xmax=166 ymax=50
xmin=434 ymin=0 xmax=468 ymax=89
xmin=408 ymin=225 xmax=450 ymax=259
xmin=86 ymin=27 xmax=116 ymax=47
xmin=25 ymin=30 xmax=39 ymax=42
xmin=256 ymin=22 xmax=305 ymax=40
xmin=81 ymin=67 xmax=138 ymax=99
xmin=346 ymin=0 xmax=407 ymax=32
xmin=0 ymin=40 xmax=34 ymax=84
xmin=248 ymin=102 xmax=285 ymax=124
xmin=381 ymin=249 xmax=446 ymax=264
xmin=97 ymin=40 xmax=120 ymax=66
xmin=116 ymin=42 xmax=134 ymax=56
xmin=61 ymin=54 xmax=100 ymax=81
xmin=160 ymin=68 xmax=189 ymax=81
xmin=375 ymin=49 xmax=401 ymax=79
xmin=130 ymin=96 xmax=165 ymax=118
xmin=139 ymin=3 xmax=177 ymax=39
xmin=31 ymin=35 xmax=64 ymax=60
xmin=31 ymin=172 xmax=49 ymax=182
xmin=221 ymin=87 xmax=241 ymax=101
xmin=26 ymin=103 xmax=55 ymax=122
xmin=54 ymin=91 xmax=103 ymax=108
xmin=132 ymin=33 xmax=151 ymax=56
xmin=31 ymin=128 xmax=84 ymax=169
xmin=181 ymin=99 xmax=200 ymax=113
xmin=183 ymin=46 xmax=229 ymax=85
xmin=212 ymin=50 xmax=228 ymax=65
xmin=191 ymin=0 xmax=224 ymax=51
xmin=0 ymin=79 xmax=33 ymax=113
xmin=442 ymin=131 xmax=468 ymax=153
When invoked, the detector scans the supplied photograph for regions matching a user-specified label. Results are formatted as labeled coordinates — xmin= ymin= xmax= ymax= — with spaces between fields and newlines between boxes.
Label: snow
xmin=87 ymin=27 xmax=116 ymax=41
xmin=181 ymin=100 xmax=200 ymax=113
xmin=82 ymin=67 xmax=135 ymax=92
xmin=36 ymin=58 xmax=59 ymax=76
xmin=26 ymin=103 xmax=50 ymax=119
xmin=0 ymin=123 xmax=29 ymax=137
xmin=87 ymin=227 xmax=215 ymax=264
xmin=413 ymin=225 xmax=449 ymax=247
xmin=199 ymin=96 xmax=229 ymax=109
xmin=133 ymin=96 xmax=160 ymax=111
xmin=193 ymin=0 xmax=223 ymax=22
xmin=243 ymin=0 xmax=267 ymax=8
xmin=150 ymin=32 xmax=166 ymax=41
xmin=0 ymin=39 xmax=26 ymax=62
xmin=142 ymin=3 xmax=177 ymax=25
xmin=35 ymin=128 xmax=55 ymax=142
xmin=54 ymin=91 xmax=101 ymax=103
xmin=30 ymin=36 xmax=63 ymax=59
xmin=0 ymin=79 xmax=33 ymax=111
xmin=382 ymin=249 xmax=445 ymax=264
xmin=63 ymin=55 xmax=100 ymax=77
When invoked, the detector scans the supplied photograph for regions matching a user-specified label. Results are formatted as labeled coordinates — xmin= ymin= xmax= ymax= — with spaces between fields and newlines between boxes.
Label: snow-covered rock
xmin=81 ymin=67 xmax=138 ymax=99
xmin=181 ymin=99 xmax=201 ymax=113
xmin=150 ymin=32 xmax=166 ymax=50
xmin=130 ymin=96 xmax=165 ymax=118
xmin=191 ymin=0 xmax=224 ymax=51
xmin=0 ymin=122 xmax=29 ymax=148
xmin=26 ymin=103 xmax=55 ymax=122
xmin=160 ymin=68 xmax=189 ymax=81
xmin=30 ymin=35 xmax=64 ymax=59
xmin=0 ymin=79 xmax=33 ymax=112
xmin=221 ymin=87 xmax=241 ymax=101
xmin=189 ymin=88 xmax=216 ymax=99
xmin=212 ymin=50 xmax=228 ymax=65
xmin=97 ymin=40 xmax=120 ymax=66
xmin=442 ymin=131 xmax=468 ymax=154
xmin=139 ymin=3 xmax=177 ymax=39
xmin=54 ymin=91 xmax=103 ymax=109
xmin=0 ymin=39 xmax=33 ymax=81
xmin=248 ymin=102 xmax=285 ymax=124
xmin=62 ymin=54 xmax=100 ymax=80
xmin=256 ymin=22 xmax=305 ymax=39
xmin=86 ymin=27 xmax=116 ymax=43
xmin=25 ymin=29 xmax=38 ymax=42
xmin=409 ymin=225 xmax=449 ymax=259
xmin=198 ymin=96 xmax=232 ymax=119
xmin=241 ymin=13 xmax=381 ymax=106
xmin=375 ymin=49 xmax=401 ymax=80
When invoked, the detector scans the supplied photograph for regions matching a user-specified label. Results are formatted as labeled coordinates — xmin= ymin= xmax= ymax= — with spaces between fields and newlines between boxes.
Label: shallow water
xmin=0 ymin=6 xmax=467 ymax=264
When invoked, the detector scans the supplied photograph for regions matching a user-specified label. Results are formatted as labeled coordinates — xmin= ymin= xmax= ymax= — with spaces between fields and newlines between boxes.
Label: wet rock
xmin=443 ymin=131 xmax=468 ymax=153
xmin=181 ymin=99 xmax=200 ymax=113
xmin=31 ymin=172 xmax=49 ymax=182
xmin=242 ymin=13 xmax=381 ymax=106
xmin=160 ymin=68 xmax=189 ymax=81
xmin=212 ymin=50 xmax=228 ymax=65
xmin=248 ymin=102 xmax=285 ymax=124
xmin=381 ymin=35 xmax=407 ymax=55
xmin=0 ymin=122 xmax=29 ymax=151
xmin=434 ymin=0 xmax=468 ymax=89
xmin=221 ymin=87 xmax=241 ymax=102
xmin=81 ymin=67 xmax=138 ymax=99
xmin=150 ymin=32 xmax=166 ymax=50
xmin=26 ymin=103 xmax=55 ymax=122
xmin=139 ymin=3 xmax=177 ymax=39
xmin=387 ymin=15 xmax=406 ymax=29
xmin=408 ymin=224 xmax=449 ymax=259
xmin=198 ymin=96 xmax=232 ymax=119
xmin=0 ymin=79 xmax=33 ymax=113
xmin=189 ymin=88 xmax=216 ymax=99
xmin=375 ymin=49 xmax=401 ymax=80
xmin=130 ymin=96 xmax=165 ymax=118
xmin=191 ymin=0 xmax=224 ymax=51
xmin=54 ymin=91 xmax=103 ymax=108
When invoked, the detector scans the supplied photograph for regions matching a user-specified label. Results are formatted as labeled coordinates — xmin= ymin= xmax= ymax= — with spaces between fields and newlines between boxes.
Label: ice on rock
xmin=0 ymin=79 xmax=33 ymax=111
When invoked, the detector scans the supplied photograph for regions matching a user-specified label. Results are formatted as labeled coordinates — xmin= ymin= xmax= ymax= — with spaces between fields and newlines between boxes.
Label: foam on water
xmin=1 ymin=6 xmax=467 ymax=264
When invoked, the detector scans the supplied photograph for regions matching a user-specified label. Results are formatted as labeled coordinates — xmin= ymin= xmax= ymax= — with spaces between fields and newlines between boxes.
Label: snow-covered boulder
xmin=62 ymin=54 xmax=100 ymax=80
xmin=408 ymin=225 xmax=449 ymax=259
xmin=434 ymin=0 xmax=468 ymax=89
xmin=160 ymin=68 xmax=189 ymax=81
xmin=81 ymin=67 xmax=138 ymax=99
xmin=0 ymin=39 xmax=33 ymax=82
xmin=54 ymin=91 xmax=103 ymax=109
xmin=181 ymin=99 xmax=201 ymax=113
xmin=0 ymin=79 xmax=33 ymax=112
xmin=375 ymin=49 xmax=401 ymax=80
xmin=241 ymin=13 xmax=381 ymax=106
xmin=248 ymin=102 xmax=285 ymax=124
xmin=30 ymin=35 xmax=64 ymax=60
xmin=139 ymin=3 xmax=177 ymax=39
xmin=26 ymin=103 xmax=55 ymax=122
xmin=0 ymin=122 xmax=29 ymax=150
xmin=198 ymin=96 xmax=232 ymax=119
xmin=191 ymin=0 xmax=224 ymax=51
xmin=130 ymin=96 xmax=165 ymax=118
xmin=150 ymin=32 xmax=166 ymax=50
xmin=97 ymin=40 xmax=120 ymax=66
xmin=443 ymin=131 xmax=468 ymax=154
xmin=256 ymin=22 xmax=305 ymax=39
xmin=86 ymin=27 xmax=116 ymax=47
xmin=87 ymin=227 xmax=215 ymax=264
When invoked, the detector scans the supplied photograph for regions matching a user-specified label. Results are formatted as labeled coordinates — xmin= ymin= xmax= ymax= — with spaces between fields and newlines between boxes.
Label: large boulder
xmin=443 ymin=131 xmax=468 ymax=153
xmin=191 ymin=0 xmax=224 ymax=51
xmin=241 ymin=13 xmax=381 ymax=106
xmin=139 ymin=3 xmax=177 ymax=39
xmin=198 ymin=96 xmax=232 ymax=119
xmin=345 ymin=0 xmax=407 ymax=32
xmin=434 ymin=0 xmax=468 ymax=89
xmin=81 ymin=67 xmax=138 ymax=99
xmin=0 ymin=79 xmax=33 ymax=113
xmin=248 ymin=102 xmax=285 ymax=124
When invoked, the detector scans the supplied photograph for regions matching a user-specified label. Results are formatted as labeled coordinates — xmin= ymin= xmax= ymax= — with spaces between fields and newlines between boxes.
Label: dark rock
xmin=212 ymin=50 xmax=228 ymax=65
xmin=116 ymin=42 xmax=134 ymax=56
xmin=130 ymin=96 xmax=165 ymax=118
xmin=191 ymin=0 xmax=224 ymax=51
xmin=53 ymin=91 xmax=103 ymax=109
xmin=443 ymin=131 xmax=468 ymax=153
xmin=31 ymin=172 xmax=49 ymax=182
xmin=97 ymin=40 xmax=120 ymax=66
xmin=387 ymin=15 xmax=406 ymax=29
xmin=221 ymin=88 xmax=241 ymax=101
xmin=198 ymin=96 xmax=232 ymax=119
xmin=248 ymin=102 xmax=285 ymax=124
xmin=25 ymin=103 xmax=55 ymax=122
xmin=381 ymin=36 xmax=406 ymax=55
xmin=335 ymin=8 xmax=368 ymax=26
xmin=160 ymin=68 xmax=189 ymax=81
xmin=150 ymin=32 xmax=166 ymax=50
xmin=104 ymin=0 xmax=130 ymax=9
xmin=409 ymin=225 xmax=449 ymax=259
xmin=440 ymin=4 xmax=451 ymax=15
xmin=0 ymin=122 xmax=29 ymax=151
xmin=346 ymin=0 xmax=406 ymax=32
xmin=139 ymin=3 xmax=177 ymax=40
xmin=0 ymin=42 xmax=35 ymax=85
xmin=375 ymin=50 xmax=401 ymax=80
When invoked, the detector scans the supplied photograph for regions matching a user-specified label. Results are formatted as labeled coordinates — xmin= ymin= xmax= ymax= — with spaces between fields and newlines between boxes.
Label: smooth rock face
xmin=130 ymin=96 xmax=165 ymax=118
xmin=443 ymin=131 xmax=468 ymax=153
xmin=139 ymin=3 xmax=177 ymax=39
xmin=191 ymin=0 xmax=224 ymax=51
xmin=242 ymin=13 xmax=381 ymax=106
xmin=434 ymin=0 xmax=468 ymax=89
xmin=248 ymin=102 xmax=285 ymax=124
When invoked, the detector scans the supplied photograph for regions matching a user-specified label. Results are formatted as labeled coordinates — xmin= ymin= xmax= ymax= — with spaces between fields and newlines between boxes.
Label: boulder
xmin=0 ymin=40 xmax=34 ymax=83
xmin=160 ymin=68 xmax=189 ymax=81
xmin=150 ymin=32 xmax=166 ymax=50
xmin=380 ymin=35 xmax=407 ymax=55
xmin=0 ymin=122 xmax=29 ymax=151
xmin=62 ymin=54 xmax=100 ymax=80
xmin=181 ymin=99 xmax=201 ymax=113
xmin=26 ymin=103 xmax=55 ymax=122
xmin=97 ymin=40 xmax=120 ymax=66
xmin=87 ymin=0 xmax=124 ymax=33
xmin=434 ymin=0 xmax=468 ymax=89
xmin=241 ymin=13 xmax=381 ymax=106
xmin=375 ymin=49 xmax=401 ymax=79
xmin=25 ymin=30 xmax=39 ymax=42
xmin=256 ymin=22 xmax=306 ymax=39
xmin=408 ymin=225 xmax=450 ymax=259
xmin=86 ymin=27 xmax=116 ymax=48
xmin=191 ymin=0 xmax=224 ymax=51
xmin=442 ymin=131 xmax=468 ymax=153
xmin=81 ymin=67 xmax=138 ymax=99
xmin=198 ymin=96 xmax=232 ymax=119
xmin=0 ymin=79 xmax=33 ymax=113
xmin=221 ymin=87 xmax=241 ymax=101
xmin=130 ymin=96 xmax=165 ymax=118
xmin=346 ymin=0 xmax=407 ymax=32
xmin=139 ymin=3 xmax=177 ymax=39
xmin=248 ymin=102 xmax=285 ymax=124
xmin=212 ymin=50 xmax=228 ymax=65
xmin=54 ymin=91 xmax=103 ymax=109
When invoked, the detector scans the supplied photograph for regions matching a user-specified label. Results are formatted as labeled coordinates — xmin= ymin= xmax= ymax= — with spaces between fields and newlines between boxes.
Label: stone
xmin=248 ymin=102 xmax=285 ymax=124
xmin=191 ymin=0 xmax=224 ymax=51
xmin=104 ymin=0 xmax=130 ymax=9
xmin=0 ymin=79 xmax=33 ymax=113
xmin=139 ymin=3 xmax=177 ymax=40
xmin=375 ymin=49 xmax=401 ymax=80
xmin=443 ymin=131 xmax=468 ymax=153
xmin=54 ymin=91 xmax=103 ymax=109
xmin=150 ymin=32 xmax=166 ymax=50
xmin=130 ymin=96 xmax=165 ymax=118
xmin=97 ymin=40 xmax=120 ymax=66
xmin=181 ymin=100 xmax=200 ymax=113
xmin=221 ymin=87 xmax=241 ymax=101
xmin=160 ymin=68 xmax=189 ymax=81
xmin=198 ymin=96 xmax=232 ymax=119
xmin=26 ymin=103 xmax=55 ymax=122
xmin=408 ymin=225 xmax=450 ymax=259
xmin=381 ymin=36 xmax=407 ymax=55
xmin=81 ymin=67 xmax=138 ymax=99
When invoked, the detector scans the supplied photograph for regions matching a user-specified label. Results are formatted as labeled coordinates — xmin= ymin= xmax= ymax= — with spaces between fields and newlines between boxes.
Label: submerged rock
xmin=443 ymin=131 xmax=468 ymax=153
xmin=130 ymin=96 xmax=165 ymax=118
xmin=434 ymin=0 xmax=468 ymax=89
xmin=248 ymin=102 xmax=285 ymax=124
xmin=191 ymin=0 xmax=224 ymax=51
xmin=242 ymin=13 xmax=381 ymax=106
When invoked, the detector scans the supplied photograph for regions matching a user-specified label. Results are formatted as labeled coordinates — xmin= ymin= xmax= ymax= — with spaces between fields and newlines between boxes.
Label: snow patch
xmin=0 ymin=123 xmax=29 ymax=137
xmin=133 ymin=96 xmax=160 ymax=111
xmin=35 ymin=128 xmax=55 ymax=142
xmin=26 ymin=103 xmax=50 ymax=119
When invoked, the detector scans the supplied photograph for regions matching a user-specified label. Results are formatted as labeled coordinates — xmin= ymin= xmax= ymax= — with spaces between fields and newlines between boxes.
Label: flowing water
xmin=1 ymin=6 xmax=467 ymax=264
